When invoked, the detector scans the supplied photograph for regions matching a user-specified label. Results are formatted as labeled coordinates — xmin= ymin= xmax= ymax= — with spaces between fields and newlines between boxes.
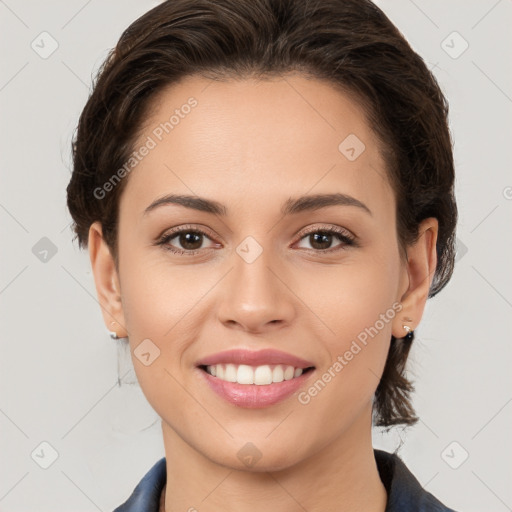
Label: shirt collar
xmin=114 ymin=449 xmax=456 ymax=512
xmin=374 ymin=449 xmax=456 ymax=511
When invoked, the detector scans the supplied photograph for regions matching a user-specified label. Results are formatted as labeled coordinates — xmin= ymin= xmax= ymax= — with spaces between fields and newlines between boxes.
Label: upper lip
xmin=196 ymin=349 xmax=315 ymax=369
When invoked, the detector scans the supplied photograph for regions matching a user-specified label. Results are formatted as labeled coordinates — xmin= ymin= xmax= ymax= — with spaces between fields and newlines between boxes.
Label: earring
xmin=109 ymin=321 xmax=118 ymax=339
xmin=402 ymin=323 xmax=414 ymax=341
xmin=109 ymin=321 xmax=123 ymax=340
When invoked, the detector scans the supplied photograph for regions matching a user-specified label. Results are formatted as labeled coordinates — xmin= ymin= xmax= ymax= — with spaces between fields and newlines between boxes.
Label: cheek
xmin=120 ymin=264 xmax=218 ymax=342
xmin=300 ymin=248 xmax=401 ymax=341
xmin=299 ymin=247 xmax=401 ymax=394
xmin=294 ymin=267 xmax=399 ymax=437
xmin=116 ymin=234 xmax=200 ymax=334
xmin=117 ymin=258 xmax=202 ymax=415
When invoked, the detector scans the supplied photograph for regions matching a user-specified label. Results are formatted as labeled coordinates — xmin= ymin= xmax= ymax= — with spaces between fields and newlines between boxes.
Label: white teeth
xmin=272 ymin=365 xmax=284 ymax=383
xmin=237 ymin=364 xmax=254 ymax=384
xmin=283 ymin=365 xmax=295 ymax=380
xmin=254 ymin=365 xmax=273 ymax=385
xmin=205 ymin=364 xmax=306 ymax=385
xmin=225 ymin=364 xmax=237 ymax=382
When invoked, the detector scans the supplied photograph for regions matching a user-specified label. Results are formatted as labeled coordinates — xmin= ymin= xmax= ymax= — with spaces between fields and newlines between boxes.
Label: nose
xmin=216 ymin=248 xmax=296 ymax=334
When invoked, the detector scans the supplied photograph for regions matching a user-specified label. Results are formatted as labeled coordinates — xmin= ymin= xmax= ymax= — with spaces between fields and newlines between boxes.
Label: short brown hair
xmin=66 ymin=0 xmax=457 ymax=428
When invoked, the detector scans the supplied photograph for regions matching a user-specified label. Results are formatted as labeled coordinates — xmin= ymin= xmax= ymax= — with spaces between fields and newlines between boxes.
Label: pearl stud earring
xmin=402 ymin=322 xmax=414 ymax=340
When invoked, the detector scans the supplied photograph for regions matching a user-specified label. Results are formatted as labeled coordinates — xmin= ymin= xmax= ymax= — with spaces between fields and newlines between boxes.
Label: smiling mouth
xmin=198 ymin=364 xmax=315 ymax=385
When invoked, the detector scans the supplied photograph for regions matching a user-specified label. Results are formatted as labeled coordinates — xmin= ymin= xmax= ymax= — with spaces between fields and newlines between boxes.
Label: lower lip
xmin=197 ymin=367 xmax=315 ymax=408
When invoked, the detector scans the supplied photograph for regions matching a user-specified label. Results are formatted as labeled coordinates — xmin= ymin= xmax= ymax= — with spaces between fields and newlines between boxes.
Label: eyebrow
xmin=143 ymin=192 xmax=372 ymax=217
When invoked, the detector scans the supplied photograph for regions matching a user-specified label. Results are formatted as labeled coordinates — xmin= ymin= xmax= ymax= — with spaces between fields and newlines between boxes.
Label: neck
xmin=160 ymin=403 xmax=387 ymax=512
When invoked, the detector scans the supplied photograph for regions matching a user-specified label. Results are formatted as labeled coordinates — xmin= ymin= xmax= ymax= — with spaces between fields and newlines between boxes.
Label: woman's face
xmin=93 ymin=74 xmax=432 ymax=471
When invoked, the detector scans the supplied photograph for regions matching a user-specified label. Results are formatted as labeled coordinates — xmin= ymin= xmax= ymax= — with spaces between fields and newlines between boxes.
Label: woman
xmin=66 ymin=0 xmax=458 ymax=510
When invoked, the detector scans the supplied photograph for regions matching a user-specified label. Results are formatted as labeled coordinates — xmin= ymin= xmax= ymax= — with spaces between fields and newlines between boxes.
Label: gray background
xmin=1 ymin=0 xmax=511 ymax=510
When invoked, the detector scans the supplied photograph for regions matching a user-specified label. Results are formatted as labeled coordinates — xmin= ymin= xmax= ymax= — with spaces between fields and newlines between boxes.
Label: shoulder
xmin=374 ymin=449 xmax=458 ymax=512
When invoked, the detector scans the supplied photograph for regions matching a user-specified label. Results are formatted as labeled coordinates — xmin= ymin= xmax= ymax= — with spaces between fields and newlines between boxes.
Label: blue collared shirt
xmin=113 ymin=449 xmax=457 ymax=511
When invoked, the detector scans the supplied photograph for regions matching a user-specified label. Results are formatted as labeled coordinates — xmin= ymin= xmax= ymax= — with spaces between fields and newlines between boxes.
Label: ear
xmin=392 ymin=217 xmax=438 ymax=339
xmin=88 ymin=221 xmax=128 ymax=338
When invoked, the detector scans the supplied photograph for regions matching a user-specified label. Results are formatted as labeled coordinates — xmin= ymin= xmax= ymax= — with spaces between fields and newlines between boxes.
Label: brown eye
xmin=176 ymin=231 xmax=204 ymax=250
xmin=296 ymin=227 xmax=356 ymax=253
xmin=158 ymin=226 xmax=217 ymax=255
xmin=308 ymin=232 xmax=335 ymax=250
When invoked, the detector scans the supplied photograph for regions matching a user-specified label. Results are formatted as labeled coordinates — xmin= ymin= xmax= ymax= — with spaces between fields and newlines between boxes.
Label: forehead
xmin=122 ymin=73 xmax=393 ymax=217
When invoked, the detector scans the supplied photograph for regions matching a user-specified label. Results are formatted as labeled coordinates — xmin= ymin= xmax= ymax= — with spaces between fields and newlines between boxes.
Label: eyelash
xmin=156 ymin=224 xmax=358 ymax=256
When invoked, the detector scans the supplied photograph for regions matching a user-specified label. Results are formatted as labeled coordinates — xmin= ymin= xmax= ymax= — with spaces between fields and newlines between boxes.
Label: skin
xmin=88 ymin=74 xmax=438 ymax=512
